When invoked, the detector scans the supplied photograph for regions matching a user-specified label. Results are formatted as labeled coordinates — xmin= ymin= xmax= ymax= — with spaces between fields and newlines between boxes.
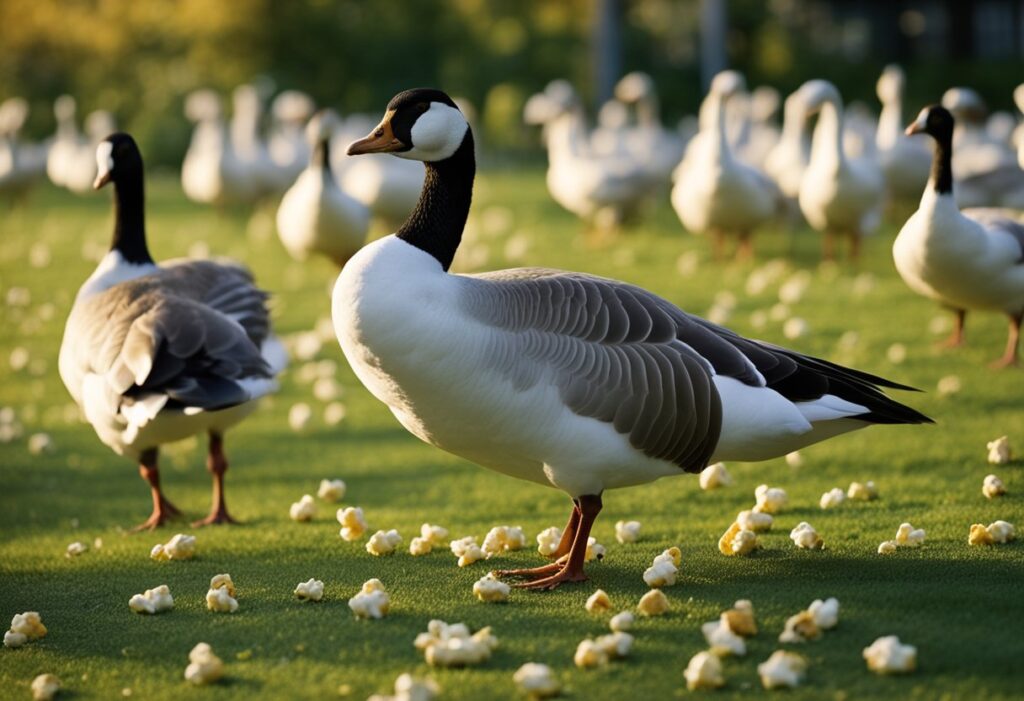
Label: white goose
xmin=612 ymin=71 xmax=685 ymax=188
xmin=764 ymin=89 xmax=813 ymax=201
xmin=268 ymin=89 xmax=316 ymax=187
xmin=46 ymin=96 xmax=114 ymax=194
xmin=276 ymin=110 xmax=370 ymax=266
xmin=798 ymin=80 xmax=884 ymax=260
xmin=333 ymin=89 xmax=931 ymax=589
xmin=181 ymin=90 xmax=261 ymax=207
xmin=0 ymin=97 xmax=48 ymax=201
xmin=894 ymin=105 xmax=1024 ymax=368
xmin=60 ymin=134 xmax=286 ymax=530
xmin=875 ymin=65 xmax=930 ymax=201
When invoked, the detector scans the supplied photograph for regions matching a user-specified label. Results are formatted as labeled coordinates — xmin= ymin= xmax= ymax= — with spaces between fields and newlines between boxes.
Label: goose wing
xmin=962 ymin=208 xmax=1024 ymax=263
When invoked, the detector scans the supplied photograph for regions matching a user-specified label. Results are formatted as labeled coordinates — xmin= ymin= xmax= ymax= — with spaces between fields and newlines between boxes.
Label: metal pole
xmin=700 ymin=0 xmax=727 ymax=91
xmin=593 ymin=0 xmax=622 ymax=111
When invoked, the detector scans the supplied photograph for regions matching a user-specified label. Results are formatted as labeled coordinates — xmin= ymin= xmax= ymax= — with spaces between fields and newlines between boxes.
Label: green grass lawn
xmin=1 ymin=170 xmax=1022 ymax=700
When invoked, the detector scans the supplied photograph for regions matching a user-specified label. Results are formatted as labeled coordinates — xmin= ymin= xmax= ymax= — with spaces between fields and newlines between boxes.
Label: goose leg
xmin=192 ymin=432 xmax=239 ymax=526
xmin=131 ymin=449 xmax=182 ymax=532
xmin=849 ymin=232 xmax=862 ymax=261
xmin=514 ymin=493 xmax=602 ymax=590
xmin=822 ymin=230 xmax=835 ymax=262
xmin=712 ymin=229 xmax=726 ymax=262
xmin=937 ymin=309 xmax=966 ymax=349
xmin=736 ymin=231 xmax=754 ymax=262
xmin=493 ymin=504 xmax=580 ymax=579
xmin=990 ymin=312 xmax=1022 ymax=369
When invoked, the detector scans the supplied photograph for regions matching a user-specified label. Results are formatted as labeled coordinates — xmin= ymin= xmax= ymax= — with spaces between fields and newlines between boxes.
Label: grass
xmin=1 ymin=168 xmax=1022 ymax=700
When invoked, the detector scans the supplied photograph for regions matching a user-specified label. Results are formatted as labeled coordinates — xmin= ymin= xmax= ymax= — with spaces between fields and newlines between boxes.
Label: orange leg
xmin=493 ymin=505 xmax=580 ymax=579
xmin=990 ymin=312 xmax=1022 ymax=369
xmin=131 ymin=449 xmax=182 ymax=532
xmin=514 ymin=494 xmax=602 ymax=590
xmin=937 ymin=309 xmax=966 ymax=349
xmin=192 ymin=433 xmax=239 ymax=526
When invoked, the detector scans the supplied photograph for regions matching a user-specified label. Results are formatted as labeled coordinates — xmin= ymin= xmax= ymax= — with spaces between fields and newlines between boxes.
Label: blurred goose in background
xmin=0 ymin=97 xmax=48 ymax=201
xmin=841 ymin=101 xmax=879 ymax=161
xmin=334 ymin=88 xmax=931 ymax=590
xmin=736 ymin=86 xmax=782 ymax=170
xmin=61 ymin=133 xmax=286 ymax=530
xmin=231 ymin=84 xmax=281 ymax=194
xmin=611 ymin=71 xmax=685 ymax=188
xmin=875 ymin=65 xmax=930 ymax=201
xmin=672 ymin=71 xmax=777 ymax=259
xmin=268 ymin=89 xmax=316 ymax=187
xmin=895 ymin=106 xmax=1024 ymax=368
xmin=46 ymin=96 xmax=116 ymax=194
xmin=765 ymin=88 xmax=814 ymax=201
xmin=277 ymin=110 xmax=370 ymax=265
xmin=181 ymin=90 xmax=261 ymax=206
xmin=798 ymin=79 xmax=884 ymax=260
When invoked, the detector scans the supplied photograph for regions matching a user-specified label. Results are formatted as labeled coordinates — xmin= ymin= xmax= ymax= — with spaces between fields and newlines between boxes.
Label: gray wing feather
xmin=963 ymin=208 xmax=1024 ymax=262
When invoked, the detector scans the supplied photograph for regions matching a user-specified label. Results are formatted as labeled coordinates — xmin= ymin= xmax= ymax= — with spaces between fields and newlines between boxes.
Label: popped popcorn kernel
xmin=699 ymin=462 xmax=732 ymax=490
xmin=863 ymin=635 xmax=916 ymax=674
xmin=10 ymin=612 xmax=46 ymax=641
xmin=937 ymin=374 xmax=961 ymax=397
xmin=662 ymin=546 xmax=682 ymax=567
xmin=66 ymin=541 xmax=88 ymax=558
xmin=450 ymin=536 xmax=486 ymax=567
xmin=785 ymin=451 xmax=804 ymax=468
xmin=758 ymin=650 xmax=807 ymax=689
xmin=637 ymin=589 xmax=669 ymax=616
xmin=415 ymin=620 xmax=498 ymax=667
xmin=289 ymin=494 xmax=316 ymax=522
xmin=317 ymin=479 xmax=346 ymax=502
xmin=982 ymin=474 xmax=1006 ymax=499
xmin=536 ymin=527 xmax=562 ymax=557
xmin=808 ymin=598 xmax=839 ymax=630
xmin=754 ymin=484 xmax=788 ymax=514
xmin=482 ymin=526 xmax=527 ymax=556
xmin=573 ymin=639 xmax=608 ymax=668
xmin=336 ymin=506 xmax=367 ymax=541
xmin=420 ymin=523 xmax=449 ymax=545
xmin=684 ymin=651 xmax=725 ymax=691
xmin=819 ymin=488 xmax=845 ymax=509
xmin=847 ymin=480 xmax=879 ymax=500
xmin=473 ymin=573 xmax=510 ymax=603
xmin=737 ymin=509 xmax=773 ymax=532
xmin=206 ymin=588 xmax=238 ymax=613
xmin=585 ymin=589 xmax=612 ymax=613
xmin=595 ymin=631 xmax=633 ymax=659
xmin=614 ymin=520 xmax=642 ymax=544
xmin=986 ymin=436 xmax=1012 ymax=464
xmin=128 ymin=585 xmax=174 ymax=614
xmin=349 ymin=579 xmax=390 ymax=619
xmin=877 ymin=540 xmax=898 ymax=554
xmin=968 ymin=523 xmax=995 ymax=546
xmin=288 ymin=402 xmax=312 ymax=432
xmin=367 ymin=673 xmax=440 ymax=701
xmin=409 ymin=537 xmax=433 ymax=556
xmin=513 ymin=663 xmax=560 ymax=698
xmin=790 ymin=522 xmax=823 ymax=550
xmin=723 ymin=600 xmax=758 ymax=637
xmin=895 ymin=523 xmax=925 ymax=547
xmin=719 ymin=522 xmax=759 ymax=556
xmin=209 ymin=573 xmax=235 ymax=597
xmin=366 ymin=529 xmax=402 ymax=556
xmin=4 ymin=631 xmax=27 ymax=648
xmin=609 ymin=611 xmax=635 ymax=632
xmin=184 ymin=642 xmax=224 ymax=685
xmin=584 ymin=537 xmax=606 ymax=562
xmin=987 ymin=520 xmax=1015 ymax=544
xmin=294 ymin=578 xmax=324 ymax=602
xmin=779 ymin=610 xmax=821 ymax=643
xmin=31 ymin=673 xmax=60 ymax=701
xmin=643 ymin=550 xmax=679 ymax=588
xmin=150 ymin=533 xmax=196 ymax=561
xmin=702 ymin=618 xmax=746 ymax=656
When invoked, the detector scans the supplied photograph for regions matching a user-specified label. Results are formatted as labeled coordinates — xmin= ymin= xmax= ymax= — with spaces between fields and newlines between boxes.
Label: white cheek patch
xmin=395 ymin=103 xmax=468 ymax=162
xmin=96 ymin=141 xmax=114 ymax=177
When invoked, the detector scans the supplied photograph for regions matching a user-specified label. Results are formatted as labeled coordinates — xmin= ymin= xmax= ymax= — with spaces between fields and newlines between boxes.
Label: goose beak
xmin=93 ymin=170 xmax=112 ymax=190
xmin=347 ymin=110 xmax=405 ymax=155
xmin=905 ymin=114 xmax=927 ymax=136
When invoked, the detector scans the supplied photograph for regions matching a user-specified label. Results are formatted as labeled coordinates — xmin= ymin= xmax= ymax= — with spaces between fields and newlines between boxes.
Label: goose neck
xmin=926 ymin=127 xmax=954 ymax=196
xmin=709 ymin=92 xmax=733 ymax=162
xmin=810 ymin=99 xmax=845 ymax=167
xmin=313 ymin=137 xmax=332 ymax=176
xmin=110 ymin=166 xmax=153 ymax=265
xmin=876 ymin=93 xmax=903 ymax=150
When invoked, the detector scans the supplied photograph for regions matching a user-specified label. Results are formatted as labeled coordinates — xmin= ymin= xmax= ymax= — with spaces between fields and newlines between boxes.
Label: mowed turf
xmin=1 ymin=169 xmax=1022 ymax=701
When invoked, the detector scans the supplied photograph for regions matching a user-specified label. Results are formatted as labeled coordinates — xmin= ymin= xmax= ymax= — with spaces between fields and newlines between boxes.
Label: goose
xmin=268 ymin=89 xmax=316 ymax=187
xmin=894 ymin=106 xmax=1024 ymax=368
xmin=764 ymin=89 xmax=813 ymax=201
xmin=736 ymin=86 xmax=782 ymax=171
xmin=611 ymin=71 xmax=685 ymax=188
xmin=672 ymin=71 xmax=777 ymax=260
xmin=332 ymin=88 xmax=931 ymax=589
xmin=59 ymin=133 xmax=287 ymax=530
xmin=181 ymin=90 xmax=261 ymax=207
xmin=276 ymin=110 xmax=370 ymax=265
xmin=0 ymin=97 xmax=47 ymax=201
xmin=797 ymin=80 xmax=884 ymax=261
xmin=875 ymin=65 xmax=930 ymax=201
xmin=45 ymin=95 xmax=106 ymax=193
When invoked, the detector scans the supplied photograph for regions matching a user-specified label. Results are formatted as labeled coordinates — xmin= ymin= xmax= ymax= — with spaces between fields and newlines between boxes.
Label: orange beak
xmin=347 ymin=110 xmax=406 ymax=155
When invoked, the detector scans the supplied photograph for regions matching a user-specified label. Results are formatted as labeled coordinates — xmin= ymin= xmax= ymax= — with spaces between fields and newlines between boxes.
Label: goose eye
xmin=416 ymin=102 xmax=429 ymax=113
xmin=374 ymin=128 xmax=384 ymax=137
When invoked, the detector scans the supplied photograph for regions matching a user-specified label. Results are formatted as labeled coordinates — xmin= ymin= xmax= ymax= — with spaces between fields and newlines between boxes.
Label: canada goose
xmin=333 ymin=88 xmax=931 ymax=589
xmin=875 ymin=65 xmax=930 ymax=201
xmin=894 ymin=106 xmax=1024 ymax=368
xmin=60 ymin=134 xmax=286 ymax=529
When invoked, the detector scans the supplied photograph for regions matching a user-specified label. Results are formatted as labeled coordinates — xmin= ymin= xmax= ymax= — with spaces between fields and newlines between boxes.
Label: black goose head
xmin=905 ymin=104 xmax=954 ymax=143
xmin=93 ymin=132 xmax=142 ymax=190
xmin=346 ymin=88 xmax=469 ymax=162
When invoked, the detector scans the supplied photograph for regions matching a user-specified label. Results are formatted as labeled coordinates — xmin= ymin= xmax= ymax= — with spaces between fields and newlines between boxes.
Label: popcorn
xmin=737 ymin=510 xmax=773 ymax=532
xmin=819 ymin=488 xmax=845 ymax=509
xmin=410 ymin=537 xmax=433 ymax=556
xmin=683 ymin=651 xmax=725 ymax=691
xmin=573 ymin=639 xmax=608 ymax=668
xmin=473 ymin=573 xmax=510 ymax=603
xmin=758 ymin=650 xmax=807 ymax=689
xmin=637 ymin=589 xmax=669 ymax=616
xmin=31 ymin=674 xmax=60 ymax=701
xmin=129 ymin=585 xmax=174 ymax=614
xmin=986 ymin=436 xmax=1012 ymax=464
xmin=28 ymin=433 xmax=54 ymax=455
xmin=783 ymin=317 xmax=808 ymax=339
xmin=337 ymin=507 xmax=367 ymax=541
xmin=585 ymin=589 xmax=612 ymax=613
xmin=719 ymin=522 xmax=759 ymax=556
xmin=847 ymin=480 xmax=879 ymax=501
xmin=808 ymin=597 xmax=840 ymax=629
xmin=937 ymin=374 xmax=961 ymax=397
xmin=323 ymin=402 xmax=347 ymax=426
xmin=886 ymin=343 xmax=907 ymax=364
xmin=150 ymin=533 xmax=196 ymax=561
xmin=312 ymin=376 xmax=341 ymax=402
xmin=420 ymin=523 xmax=449 ymax=545
xmin=415 ymin=620 xmax=498 ymax=667
xmin=609 ymin=611 xmax=635 ymax=632
xmin=699 ymin=462 xmax=732 ymax=490
xmin=450 ymin=536 xmax=486 ymax=567
xmin=702 ymin=618 xmax=746 ymax=656
xmin=642 ymin=549 xmax=679 ymax=588
xmin=877 ymin=540 xmax=898 ymax=554
xmin=595 ymin=631 xmax=633 ymax=659
xmin=9 ymin=611 xmax=46 ymax=642
xmin=4 ymin=631 xmax=27 ymax=648
xmin=482 ymin=525 xmax=527 ymax=556
xmin=349 ymin=579 xmax=390 ymax=619
xmin=584 ymin=537 xmax=606 ymax=562
xmin=206 ymin=574 xmax=238 ymax=613
xmin=366 ymin=529 xmax=402 ymax=556
xmin=367 ymin=674 xmax=440 ymax=701
xmin=614 ymin=520 xmax=642 ymax=544
xmin=785 ymin=451 xmax=804 ymax=468
xmin=184 ymin=642 xmax=224 ymax=685
xmin=754 ymin=484 xmax=788 ymax=514
xmin=790 ymin=522 xmax=823 ymax=550
xmin=972 ymin=520 xmax=1015 ymax=545
xmin=779 ymin=610 xmax=820 ymax=643
xmin=723 ymin=600 xmax=757 ymax=637
xmin=982 ymin=474 xmax=1006 ymax=499
xmin=895 ymin=523 xmax=925 ymax=547
xmin=863 ymin=635 xmax=916 ymax=674
xmin=317 ymin=479 xmax=346 ymax=502
xmin=968 ymin=524 xmax=995 ymax=546
xmin=288 ymin=402 xmax=312 ymax=432
xmin=536 ymin=527 xmax=562 ymax=556
xmin=289 ymin=494 xmax=316 ymax=521
xmin=294 ymin=578 xmax=324 ymax=602
xmin=513 ymin=663 xmax=560 ymax=698
xmin=66 ymin=541 xmax=88 ymax=557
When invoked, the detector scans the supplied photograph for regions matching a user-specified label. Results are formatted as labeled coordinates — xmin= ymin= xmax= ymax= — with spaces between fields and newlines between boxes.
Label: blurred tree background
xmin=2 ymin=0 xmax=1021 ymax=167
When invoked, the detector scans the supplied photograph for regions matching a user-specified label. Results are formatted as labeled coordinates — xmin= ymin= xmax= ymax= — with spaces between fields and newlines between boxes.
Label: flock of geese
xmin=15 ymin=71 xmax=1021 ymax=589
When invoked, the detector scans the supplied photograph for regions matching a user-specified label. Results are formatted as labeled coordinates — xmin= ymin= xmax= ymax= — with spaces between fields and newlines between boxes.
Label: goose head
xmin=273 ymin=90 xmax=315 ymax=125
xmin=0 ymin=98 xmax=29 ymax=137
xmin=93 ymin=132 xmax=142 ymax=190
xmin=615 ymin=72 xmax=654 ymax=103
xmin=905 ymin=104 xmax=954 ymax=143
xmin=750 ymin=86 xmax=780 ymax=123
xmin=876 ymin=65 xmax=905 ymax=104
xmin=54 ymin=95 xmax=77 ymax=122
xmin=85 ymin=110 xmax=117 ymax=143
xmin=941 ymin=87 xmax=986 ymax=125
xmin=798 ymin=80 xmax=842 ymax=115
xmin=184 ymin=90 xmax=223 ymax=123
xmin=347 ymin=88 xmax=469 ymax=162
xmin=709 ymin=70 xmax=746 ymax=100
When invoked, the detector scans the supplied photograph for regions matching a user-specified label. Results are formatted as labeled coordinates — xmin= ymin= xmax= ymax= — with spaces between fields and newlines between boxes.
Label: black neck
xmin=111 ymin=166 xmax=153 ymax=264
xmin=929 ymin=128 xmax=954 ymax=195
xmin=397 ymin=129 xmax=475 ymax=271
xmin=313 ymin=137 xmax=331 ymax=174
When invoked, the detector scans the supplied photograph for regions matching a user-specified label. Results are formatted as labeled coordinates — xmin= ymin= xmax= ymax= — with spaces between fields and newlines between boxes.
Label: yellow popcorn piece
xmin=584 ymin=537 xmax=606 ymax=562
xmin=129 ymin=585 xmax=174 ymax=614
xmin=513 ymin=663 xmax=560 ymax=698
xmin=337 ymin=507 xmax=367 ymax=542
xmin=150 ymin=533 xmax=196 ymax=561
xmin=895 ymin=523 xmax=925 ymax=547
xmin=473 ymin=573 xmax=510 ymax=603
xmin=614 ymin=520 xmax=642 ymax=544
xmin=779 ymin=610 xmax=821 ymax=643
xmin=66 ymin=541 xmax=88 ymax=558
xmin=573 ymin=639 xmax=609 ymax=669
xmin=536 ymin=527 xmax=562 ymax=557
xmin=663 ymin=546 xmax=682 ymax=567
xmin=819 ymin=488 xmax=845 ymax=509
xmin=609 ymin=611 xmax=635 ymax=632
xmin=785 ymin=450 xmax=804 ymax=468
xmin=31 ymin=673 xmax=60 ymax=701
xmin=969 ymin=523 xmax=995 ymax=546
xmin=585 ymin=589 xmax=612 ymax=613
xmin=877 ymin=540 xmax=898 ymax=554
xmin=863 ymin=635 xmax=916 ymax=674
xmin=294 ymin=578 xmax=324 ymax=602
xmin=987 ymin=520 xmax=1015 ymax=544
xmin=317 ymin=478 xmax=346 ymax=502
xmin=367 ymin=674 xmax=440 ymax=701
xmin=409 ymin=537 xmax=433 ymax=556
xmin=719 ymin=522 xmax=759 ymax=556
xmin=683 ymin=651 xmax=725 ymax=690
xmin=184 ymin=642 xmax=224 ymax=685
xmin=209 ymin=573 xmax=235 ymax=597
xmin=702 ymin=618 xmax=746 ymax=656
xmin=737 ymin=509 xmax=773 ymax=532
xmin=699 ymin=462 xmax=732 ymax=490
xmin=754 ymin=484 xmax=788 ymax=514
xmin=986 ymin=436 xmax=1012 ymax=464
xmin=790 ymin=522 xmax=823 ymax=550
xmin=982 ymin=474 xmax=1006 ymax=499
xmin=349 ymin=579 xmax=390 ymax=619
xmin=449 ymin=536 xmax=485 ymax=567
xmin=758 ymin=650 xmax=807 ymax=688
xmin=10 ymin=611 xmax=46 ymax=641
xmin=847 ymin=480 xmax=879 ymax=500
xmin=642 ymin=550 xmax=679 ymax=588
xmin=289 ymin=494 xmax=316 ymax=522
xmin=415 ymin=620 xmax=498 ymax=667
xmin=482 ymin=525 xmax=527 ymax=556
xmin=637 ymin=589 xmax=669 ymax=617
xmin=723 ymin=600 xmax=758 ymax=637
xmin=366 ymin=529 xmax=402 ymax=556
xmin=420 ymin=523 xmax=449 ymax=545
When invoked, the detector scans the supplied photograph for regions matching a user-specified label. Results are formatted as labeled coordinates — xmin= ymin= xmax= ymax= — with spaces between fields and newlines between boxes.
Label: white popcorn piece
xmin=737 ymin=509 xmax=773 ymax=532
xmin=294 ymin=578 xmax=324 ymax=602
xmin=366 ymin=529 xmax=402 ymax=556
xmin=323 ymin=402 xmax=347 ymax=426
xmin=513 ymin=663 xmax=560 ymax=698
xmin=585 ymin=589 xmax=612 ymax=613
xmin=719 ymin=522 xmax=760 ymax=556
xmin=288 ymin=402 xmax=312 ymax=432
xmin=420 ymin=523 xmax=449 ymax=545
xmin=129 ymin=585 xmax=174 ymax=614
xmin=895 ymin=523 xmax=925 ymax=547
xmin=573 ymin=639 xmax=609 ymax=668
xmin=877 ymin=540 xmax=898 ymax=555
xmin=637 ymin=589 xmax=669 ymax=616
xmin=937 ymin=374 xmax=961 ymax=397
xmin=536 ymin=526 xmax=562 ymax=556
xmin=595 ymin=631 xmax=633 ymax=659
xmin=886 ymin=343 xmax=907 ymax=364
xmin=614 ymin=519 xmax=642 ymax=544
xmin=819 ymin=488 xmax=846 ymax=509
xmin=482 ymin=525 xmax=527 ymax=556
xmin=986 ymin=436 xmax=1012 ymax=464
xmin=779 ymin=610 xmax=820 ymax=643
xmin=450 ymin=536 xmax=486 ymax=567
xmin=10 ymin=611 xmax=47 ymax=641
xmin=609 ymin=611 xmax=635 ymax=632
xmin=289 ymin=494 xmax=317 ymax=522
xmin=684 ymin=651 xmax=725 ymax=691
xmin=150 ymin=533 xmax=196 ymax=561
xmin=409 ymin=537 xmax=433 ymax=556
xmin=584 ymin=537 xmax=606 ymax=562
xmin=785 ymin=450 xmax=804 ymax=468
xmin=31 ymin=673 xmax=60 ymax=701
xmin=723 ymin=600 xmax=758 ymax=637
xmin=184 ymin=642 xmax=224 ymax=685
xmin=415 ymin=620 xmax=498 ymax=667
xmin=702 ymin=618 xmax=746 ymax=657
xmin=699 ymin=462 xmax=732 ymax=490
xmin=337 ymin=506 xmax=367 ymax=541
xmin=349 ymin=579 xmax=390 ymax=619
xmin=863 ymin=635 xmax=917 ymax=674
xmin=4 ymin=631 xmax=27 ymax=648
xmin=986 ymin=520 xmax=1015 ymax=544
xmin=808 ymin=598 xmax=839 ymax=630
xmin=28 ymin=433 xmax=54 ymax=455
xmin=206 ymin=574 xmax=238 ymax=613
xmin=473 ymin=573 xmax=510 ymax=603
xmin=783 ymin=317 xmax=808 ymax=339
xmin=312 ymin=376 xmax=341 ymax=402
xmin=790 ymin=522 xmax=823 ymax=550
xmin=367 ymin=673 xmax=440 ymax=701
xmin=66 ymin=541 xmax=88 ymax=557
xmin=847 ymin=480 xmax=879 ymax=501
xmin=758 ymin=650 xmax=807 ymax=689
xmin=754 ymin=484 xmax=788 ymax=514
xmin=317 ymin=478 xmax=346 ymax=502
xmin=642 ymin=549 xmax=679 ymax=588
xmin=982 ymin=474 xmax=1006 ymax=499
